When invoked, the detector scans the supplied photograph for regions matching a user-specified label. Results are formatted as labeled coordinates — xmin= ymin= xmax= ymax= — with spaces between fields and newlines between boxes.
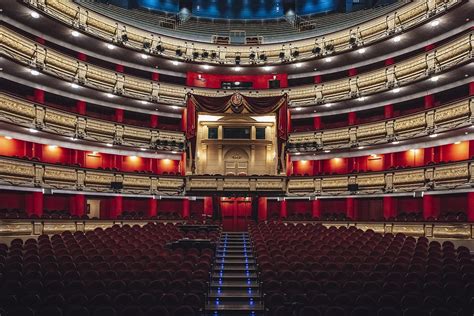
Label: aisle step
xmin=205 ymin=230 xmax=263 ymax=315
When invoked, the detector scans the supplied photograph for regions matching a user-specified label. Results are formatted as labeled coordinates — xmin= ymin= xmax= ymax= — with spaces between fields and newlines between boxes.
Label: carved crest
xmin=230 ymin=93 xmax=244 ymax=113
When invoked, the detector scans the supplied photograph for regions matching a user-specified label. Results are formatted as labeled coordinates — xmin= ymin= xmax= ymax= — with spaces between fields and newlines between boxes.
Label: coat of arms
xmin=230 ymin=93 xmax=244 ymax=113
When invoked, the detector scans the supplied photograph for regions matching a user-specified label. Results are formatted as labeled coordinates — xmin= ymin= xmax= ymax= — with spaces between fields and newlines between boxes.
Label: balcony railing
xmin=22 ymin=0 xmax=460 ymax=65
xmin=288 ymin=97 xmax=474 ymax=151
xmin=0 ymin=156 xmax=471 ymax=197
xmin=1 ymin=27 xmax=472 ymax=106
xmin=0 ymin=94 xmax=185 ymax=150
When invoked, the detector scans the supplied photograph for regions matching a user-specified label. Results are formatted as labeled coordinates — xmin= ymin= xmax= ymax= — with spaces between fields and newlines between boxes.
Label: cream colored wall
xmin=195 ymin=114 xmax=277 ymax=175
xmin=87 ymin=199 xmax=101 ymax=219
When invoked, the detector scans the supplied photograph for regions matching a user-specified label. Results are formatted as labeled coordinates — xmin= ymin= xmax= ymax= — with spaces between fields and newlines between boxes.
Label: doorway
xmin=220 ymin=197 xmax=252 ymax=231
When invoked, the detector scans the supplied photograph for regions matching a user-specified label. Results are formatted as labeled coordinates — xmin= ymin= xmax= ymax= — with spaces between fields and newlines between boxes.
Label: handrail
xmin=1 ymin=26 xmax=472 ymax=107
xmin=0 ymin=93 xmax=185 ymax=150
xmin=22 ymin=0 xmax=460 ymax=65
xmin=288 ymin=97 xmax=474 ymax=151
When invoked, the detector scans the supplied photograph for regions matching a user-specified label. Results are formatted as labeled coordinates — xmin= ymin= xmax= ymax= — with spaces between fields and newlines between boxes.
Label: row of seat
xmin=250 ymin=222 xmax=473 ymax=316
xmin=0 ymin=223 xmax=218 ymax=316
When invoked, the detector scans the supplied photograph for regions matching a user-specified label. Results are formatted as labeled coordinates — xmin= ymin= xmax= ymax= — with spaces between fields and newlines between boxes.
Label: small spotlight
xmin=324 ymin=150 xmax=331 ymax=153
xmin=140 ymin=148 xmax=146 ymax=151
xmin=430 ymin=20 xmax=440 ymax=27
xmin=29 ymin=128 xmax=38 ymax=133
xmin=202 ymin=65 xmax=210 ymax=70
xmin=172 ymin=106 xmax=179 ymax=110
xmin=4 ymin=136 xmax=12 ymax=140
xmin=357 ymin=48 xmax=366 ymax=54
xmin=30 ymin=11 xmax=40 ymax=19
xmin=71 ymin=30 xmax=80 ymax=37
xmin=234 ymin=66 xmax=242 ymax=71
xmin=454 ymin=141 xmax=461 ymax=145
xmin=171 ymin=60 xmax=179 ymax=66
xmin=392 ymin=88 xmax=401 ymax=93
xmin=392 ymin=141 xmax=400 ymax=145
xmin=295 ymin=63 xmax=303 ymax=68
xmin=358 ymin=146 xmax=365 ymax=150
xmin=393 ymin=36 xmax=401 ymax=42
xmin=235 ymin=82 xmax=241 ymax=86
xmin=324 ymin=103 xmax=333 ymax=108
xmin=171 ymin=151 xmax=178 ymax=154
xmin=263 ymin=66 xmax=272 ymax=71
xmin=106 ymin=93 xmax=114 ymax=98
xmin=295 ymin=107 xmax=302 ymax=111
xmin=107 ymin=44 xmax=115 ymax=50
xmin=357 ymin=97 xmax=367 ymax=102
xmin=324 ymin=57 xmax=332 ymax=63
xmin=140 ymin=54 xmax=148 ymax=60
xmin=430 ymin=76 xmax=440 ymax=82
xmin=70 ymin=137 xmax=77 ymax=141
xmin=30 ymin=69 xmax=40 ymax=76
xmin=429 ymin=133 xmax=438 ymax=138
xmin=106 ymin=143 xmax=113 ymax=147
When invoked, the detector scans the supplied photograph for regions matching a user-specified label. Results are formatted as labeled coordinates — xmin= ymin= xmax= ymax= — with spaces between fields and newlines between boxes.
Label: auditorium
xmin=0 ymin=0 xmax=473 ymax=315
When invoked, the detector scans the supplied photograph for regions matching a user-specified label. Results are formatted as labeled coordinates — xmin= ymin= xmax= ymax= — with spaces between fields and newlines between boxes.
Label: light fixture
xmin=172 ymin=151 xmax=178 ymax=154
xmin=234 ymin=66 xmax=242 ymax=71
xmin=392 ymin=87 xmax=401 ymax=93
xmin=29 ymin=128 xmax=38 ymax=133
xmin=295 ymin=152 xmax=301 ymax=155
xmin=429 ymin=133 xmax=438 ymax=138
xmin=357 ymin=48 xmax=366 ymax=54
xmin=295 ymin=63 xmax=303 ymax=68
xmin=30 ymin=11 xmax=40 ymax=19
xmin=48 ymin=145 xmax=58 ymax=149
xmin=392 ymin=141 xmax=400 ymax=145
xmin=324 ymin=103 xmax=333 ymax=108
xmin=295 ymin=107 xmax=302 ymax=111
xmin=202 ymin=65 xmax=210 ymax=70
xmin=172 ymin=106 xmax=179 ymax=110
xmin=140 ymin=54 xmax=148 ymax=60
xmin=263 ymin=66 xmax=272 ymax=71
xmin=107 ymin=44 xmax=115 ymax=50
xmin=454 ymin=141 xmax=461 ymax=145
xmin=106 ymin=93 xmax=114 ymax=98
xmin=393 ymin=35 xmax=401 ymax=42
xmin=234 ymin=81 xmax=241 ymax=86
xmin=130 ymin=155 xmax=137 ymax=159
xmin=430 ymin=76 xmax=440 ymax=82
xmin=106 ymin=143 xmax=113 ymax=147
xmin=357 ymin=97 xmax=367 ymax=102
xmin=140 ymin=100 xmax=147 ymax=104
xmin=70 ymin=83 xmax=79 ymax=89
xmin=171 ymin=60 xmax=179 ymax=66
xmin=30 ymin=69 xmax=39 ymax=76
xmin=71 ymin=30 xmax=80 ymax=37
xmin=92 ymin=151 xmax=99 ymax=155
xmin=70 ymin=137 xmax=77 ymax=141
xmin=324 ymin=57 xmax=333 ymax=63
xmin=430 ymin=20 xmax=440 ymax=27
xmin=140 ymin=148 xmax=146 ymax=151
xmin=358 ymin=146 xmax=365 ymax=150
xmin=4 ymin=136 xmax=12 ymax=140
xmin=324 ymin=150 xmax=331 ymax=153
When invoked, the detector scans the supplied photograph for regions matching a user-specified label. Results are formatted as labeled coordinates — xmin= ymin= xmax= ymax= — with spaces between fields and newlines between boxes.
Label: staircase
xmin=206 ymin=231 xmax=264 ymax=315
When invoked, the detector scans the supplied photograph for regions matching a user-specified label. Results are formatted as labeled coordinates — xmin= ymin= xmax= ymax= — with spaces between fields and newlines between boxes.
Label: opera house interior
xmin=0 ymin=0 xmax=473 ymax=315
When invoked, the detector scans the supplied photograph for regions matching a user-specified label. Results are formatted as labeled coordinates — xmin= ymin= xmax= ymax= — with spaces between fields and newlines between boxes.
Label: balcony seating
xmin=76 ymin=0 xmax=406 ymax=44
xmin=0 ymin=223 xmax=217 ymax=316
xmin=250 ymin=222 xmax=473 ymax=316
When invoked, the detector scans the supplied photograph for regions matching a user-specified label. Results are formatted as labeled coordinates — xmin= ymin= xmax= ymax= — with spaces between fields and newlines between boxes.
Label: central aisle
xmin=205 ymin=231 xmax=264 ymax=315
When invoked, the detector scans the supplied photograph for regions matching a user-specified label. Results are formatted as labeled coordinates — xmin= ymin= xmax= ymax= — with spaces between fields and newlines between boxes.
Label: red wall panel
xmin=187 ymin=72 xmax=288 ymax=89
